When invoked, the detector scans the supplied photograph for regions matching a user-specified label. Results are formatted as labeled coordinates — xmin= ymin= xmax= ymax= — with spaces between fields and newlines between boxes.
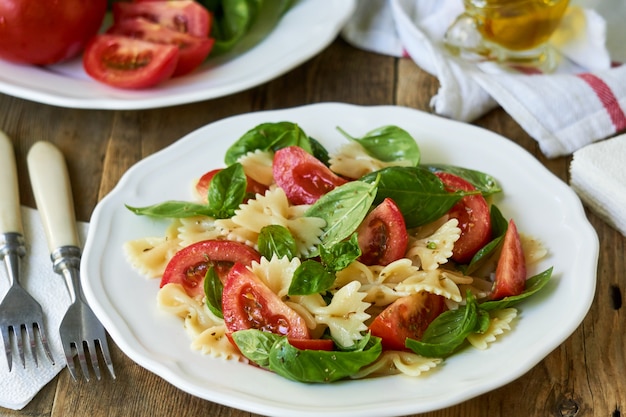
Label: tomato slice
xmin=83 ymin=34 xmax=179 ymax=89
xmin=273 ymin=146 xmax=348 ymax=205
xmin=369 ymin=292 xmax=446 ymax=351
xmin=490 ymin=219 xmax=527 ymax=300
xmin=107 ymin=17 xmax=213 ymax=76
xmin=195 ymin=168 xmax=269 ymax=201
xmin=357 ymin=198 xmax=408 ymax=266
xmin=222 ymin=263 xmax=310 ymax=339
xmin=161 ymin=240 xmax=261 ymax=299
xmin=288 ymin=338 xmax=334 ymax=351
xmin=113 ymin=0 xmax=211 ymax=38
xmin=435 ymin=172 xmax=492 ymax=264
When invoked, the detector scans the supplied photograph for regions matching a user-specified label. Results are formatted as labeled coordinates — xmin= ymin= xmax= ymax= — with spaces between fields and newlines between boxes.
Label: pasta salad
xmin=123 ymin=122 xmax=553 ymax=383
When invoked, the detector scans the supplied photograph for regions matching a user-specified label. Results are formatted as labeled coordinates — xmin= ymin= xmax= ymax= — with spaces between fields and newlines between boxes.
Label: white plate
xmin=0 ymin=0 xmax=354 ymax=110
xmin=82 ymin=103 xmax=598 ymax=417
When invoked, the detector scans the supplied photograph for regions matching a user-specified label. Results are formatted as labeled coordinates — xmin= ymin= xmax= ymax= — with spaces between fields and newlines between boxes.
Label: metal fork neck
xmin=0 ymin=232 xmax=26 ymax=287
xmin=51 ymin=245 xmax=82 ymax=304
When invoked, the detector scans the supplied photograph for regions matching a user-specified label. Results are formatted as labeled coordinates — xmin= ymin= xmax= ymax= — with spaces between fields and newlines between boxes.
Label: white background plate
xmin=0 ymin=0 xmax=355 ymax=110
xmin=82 ymin=103 xmax=598 ymax=417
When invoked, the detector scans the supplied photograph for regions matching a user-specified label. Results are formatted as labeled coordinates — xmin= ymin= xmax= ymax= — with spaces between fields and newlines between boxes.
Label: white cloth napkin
xmin=341 ymin=0 xmax=626 ymax=158
xmin=570 ymin=133 xmax=626 ymax=236
xmin=0 ymin=206 xmax=88 ymax=410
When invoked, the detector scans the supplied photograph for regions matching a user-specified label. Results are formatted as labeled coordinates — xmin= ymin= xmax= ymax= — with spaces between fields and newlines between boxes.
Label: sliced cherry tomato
xmin=161 ymin=240 xmax=261 ymax=299
xmin=357 ymin=198 xmax=408 ymax=266
xmin=107 ymin=17 xmax=214 ymax=76
xmin=113 ymin=1 xmax=211 ymax=38
xmin=222 ymin=263 xmax=310 ymax=339
xmin=490 ymin=219 xmax=527 ymax=300
xmin=435 ymin=172 xmax=492 ymax=264
xmin=195 ymin=168 xmax=268 ymax=201
xmin=288 ymin=338 xmax=334 ymax=351
xmin=369 ymin=292 xmax=446 ymax=351
xmin=273 ymin=146 xmax=347 ymax=205
xmin=83 ymin=34 xmax=179 ymax=89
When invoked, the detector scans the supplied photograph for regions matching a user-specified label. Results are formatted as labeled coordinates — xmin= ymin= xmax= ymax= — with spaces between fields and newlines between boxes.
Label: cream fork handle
xmin=0 ymin=131 xmax=23 ymax=235
xmin=27 ymin=141 xmax=80 ymax=252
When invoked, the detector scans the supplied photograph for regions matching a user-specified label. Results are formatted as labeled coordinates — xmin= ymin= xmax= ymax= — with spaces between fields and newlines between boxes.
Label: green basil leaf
xmin=319 ymin=233 xmax=361 ymax=272
xmin=288 ymin=259 xmax=335 ymax=296
xmin=424 ymin=164 xmax=501 ymax=196
xmin=205 ymin=0 xmax=294 ymax=56
xmin=204 ymin=267 xmax=224 ymax=319
xmin=257 ymin=224 xmax=298 ymax=260
xmin=309 ymin=136 xmax=330 ymax=166
xmin=206 ymin=163 xmax=246 ymax=219
xmin=480 ymin=267 xmax=553 ymax=311
xmin=360 ymin=166 xmax=465 ymax=228
xmin=406 ymin=293 xmax=480 ymax=358
xmin=337 ymin=125 xmax=420 ymax=166
xmin=125 ymin=201 xmax=214 ymax=218
xmin=224 ymin=122 xmax=312 ymax=165
xmin=305 ymin=180 xmax=378 ymax=248
xmin=231 ymin=329 xmax=278 ymax=368
xmin=464 ymin=205 xmax=509 ymax=273
xmin=268 ymin=333 xmax=382 ymax=383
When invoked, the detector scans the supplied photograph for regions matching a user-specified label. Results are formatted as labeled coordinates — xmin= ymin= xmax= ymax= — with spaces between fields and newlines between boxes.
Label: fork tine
xmin=85 ymin=339 xmax=102 ymax=380
xmin=97 ymin=337 xmax=116 ymax=379
xmin=24 ymin=324 xmax=38 ymax=367
xmin=76 ymin=341 xmax=91 ymax=381
xmin=63 ymin=341 xmax=79 ymax=382
xmin=1 ymin=326 xmax=12 ymax=371
xmin=34 ymin=321 xmax=55 ymax=366
xmin=12 ymin=325 xmax=25 ymax=368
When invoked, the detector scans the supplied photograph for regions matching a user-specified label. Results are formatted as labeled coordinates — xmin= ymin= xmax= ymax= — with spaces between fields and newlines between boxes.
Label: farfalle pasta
xmin=124 ymin=121 xmax=553 ymax=384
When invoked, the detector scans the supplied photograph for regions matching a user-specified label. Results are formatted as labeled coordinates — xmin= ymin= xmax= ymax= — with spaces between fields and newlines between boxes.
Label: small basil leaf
xmin=309 ymin=136 xmax=331 ymax=166
xmin=319 ymin=233 xmax=361 ymax=272
xmin=257 ymin=225 xmax=298 ymax=260
xmin=360 ymin=166 xmax=466 ymax=228
xmin=337 ymin=125 xmax=420 ymax=166
xmin=207 ymin=163 xmax=247 ymax=218
xmin=231 ymin=329 xmax=279 ymax=369
xmin=406 ymin=293 xmax=480 ymax=358
xmin=305 ymin=180 xmax=378 ymax=248
xmin=480 ymin=267 xmax=553 ymax=311
xmin=424 ymin=164 xmax=501 ymax=196
xmin=288 ymin=260 xmax=336 ymax=296
xmin=224 ymin=122 xmax=312 ymax=165
xmin=204 ymin=267 xmax=224 ymax=319
xmin=268 ymin=334 xmax=382 ymax=383
xmin=125 ymin=201 xmax=215 ymax=218
xmin=465 ymin=205 xmax=509 ymax=273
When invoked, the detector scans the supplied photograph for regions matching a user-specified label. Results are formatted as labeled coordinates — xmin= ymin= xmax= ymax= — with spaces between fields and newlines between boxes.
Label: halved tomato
xmin=490 ymin=219 xmax=527 ymax=300
xmin=288 ymin=338 xmax=334 ymax=351
xmin=161 ymin=240 xmax=261 ymax=299
xmin=195 ymin=168 xmax=268 ymax=201
xmin=369 ymin=292 xmax=446 ymax=351
xmin=83 ymin=34 xmax=179 ymax=89
xmin=435 ymin=172 xmax=491 ymax=264
xmin=357 ymin=198 xmax=408 ymax=266
xmin=273 ymin=146 xmax=347 ymax=205
xmin=113 ymin=0 xmax=211 ymax=38
xmin=222 ymin=263 xmax=310 ymax=339
xmin=107 ymin=17 xmax=214 ymax=76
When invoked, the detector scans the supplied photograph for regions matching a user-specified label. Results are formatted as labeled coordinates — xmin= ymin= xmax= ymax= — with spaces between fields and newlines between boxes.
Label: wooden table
xmin=0 ymin=37 xmax=623 ymax=417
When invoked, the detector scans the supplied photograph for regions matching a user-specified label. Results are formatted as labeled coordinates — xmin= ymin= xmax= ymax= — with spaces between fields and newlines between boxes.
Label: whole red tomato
xmin=0 ymin=0 xmax=107 ymax=65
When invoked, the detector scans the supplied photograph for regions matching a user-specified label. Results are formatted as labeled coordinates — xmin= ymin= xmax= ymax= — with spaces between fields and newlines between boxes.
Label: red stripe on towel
xmin=577 ymin=73 xmax=626 ymax=131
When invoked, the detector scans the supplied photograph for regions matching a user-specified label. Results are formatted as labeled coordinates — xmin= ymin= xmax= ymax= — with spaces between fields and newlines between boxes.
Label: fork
xmin=0 ymin=131 xmax=54 ymax=371
xmin=27 ymin=141 xmax=115 ymax=381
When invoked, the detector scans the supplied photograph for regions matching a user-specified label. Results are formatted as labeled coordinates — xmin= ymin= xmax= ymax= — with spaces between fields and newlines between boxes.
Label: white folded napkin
xmin=0 ymin=206 xmax=88 ymax=410
xmin=341 ymin=0 xmax=626 ymax=158
xmin=570 ymin=133 xmax=626 ymax=236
